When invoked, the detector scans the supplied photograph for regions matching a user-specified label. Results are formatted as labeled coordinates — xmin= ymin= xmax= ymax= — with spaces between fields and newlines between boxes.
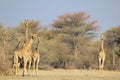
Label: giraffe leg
xmin=16 ymin=63 xmax=20 ymax=75
xmin=13 ymin=55 xmax=19 ymax=75
xmin=28 ymin=60 xmax=31 ymax=76
xmin=36 ymin=59 xmax=40 ymax=76
xmin=100 ymin=57 xmax=105 ymax=77
xmin=33 ymin=58 xmax=36 ymax=70
xmin=18 ymin=63 xmax=20 ymax=71
xmin=23 ymin=57 xmax=27 ymax=76
xmin=13 ymin=64 xmax=16 ymax=75
xmin=98 ymin=57 xmax=103 ymax=77
xmin=101 ymin=57 xmax=105 ymax=70
xmin=98 ymin=57 xmax=102 ymax=70
xmin=13 ymin=63 xmax=19 ymax=75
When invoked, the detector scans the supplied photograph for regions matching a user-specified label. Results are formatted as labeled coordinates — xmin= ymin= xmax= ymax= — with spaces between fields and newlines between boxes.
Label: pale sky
xmin=0 ymin=0 xmax=120 ymax=33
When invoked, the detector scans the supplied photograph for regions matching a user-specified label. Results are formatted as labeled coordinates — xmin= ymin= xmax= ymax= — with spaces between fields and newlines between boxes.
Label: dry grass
xmin=0 ymin=69 xmax=120 ymax=80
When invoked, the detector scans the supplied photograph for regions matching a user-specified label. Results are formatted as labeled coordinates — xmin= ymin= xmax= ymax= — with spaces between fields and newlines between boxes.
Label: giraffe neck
xmin=35 ymin=40 xmax=40 ymax=50
xmin=101 ymin=39 xmax=104 ymax=51
xmin=15 ymin=40 xmax=21 ymax=50
xmin=25 ymin=27 xmax=29 ymax=42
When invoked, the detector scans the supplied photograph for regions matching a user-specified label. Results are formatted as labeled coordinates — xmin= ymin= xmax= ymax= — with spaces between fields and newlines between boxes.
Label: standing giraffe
xmin=98 ymin=33 xmax=106 ymax=76
xmin=13 ymin=34 xmax=37 ymax=76
xmin=13 ymin=36 xmax=22 ymax=75
xmin=32 ymin=37 xmax=40 ymax=75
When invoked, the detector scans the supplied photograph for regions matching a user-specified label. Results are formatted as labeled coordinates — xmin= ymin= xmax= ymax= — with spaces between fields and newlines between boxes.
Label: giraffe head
xmin=100 ymin=33 xmax=105 ymax=40
xmin=17 ymin=36 xmax=22 ymax=42
xmin=31 ymin=33 xmax=38 ymax=39
xmin=24 ymin=19 xmax=29 ymax=27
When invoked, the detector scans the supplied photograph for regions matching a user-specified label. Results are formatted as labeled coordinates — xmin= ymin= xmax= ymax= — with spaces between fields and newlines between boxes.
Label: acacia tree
xmin=52 ymin=12 xmax=98 ymax=60
xmin=105 ymin=26 xmax=120 ymax=70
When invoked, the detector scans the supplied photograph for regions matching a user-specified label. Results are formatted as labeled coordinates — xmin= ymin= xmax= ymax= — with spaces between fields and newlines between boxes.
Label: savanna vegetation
xmin=0 ymin=12 xmax=120 ymax=75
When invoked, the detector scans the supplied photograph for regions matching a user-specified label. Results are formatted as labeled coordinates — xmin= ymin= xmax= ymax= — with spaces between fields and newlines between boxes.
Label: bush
xmin=0 ymin=59 xmax=13 ymax=76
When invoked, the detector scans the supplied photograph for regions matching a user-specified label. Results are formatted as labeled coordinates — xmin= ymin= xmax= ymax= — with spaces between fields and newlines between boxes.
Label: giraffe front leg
xmin=100 ymin=57 xmax=105 ymax=77
xmin=98 ymin=57 xmax=102 ymax=70
xmin=101 ymin=57 xmax=105 ymax=70
xmin=98 ymin=57 xmax=102 ymax=77
xmin=12 ymin=64 xmax=16 ymax=75
xmin=13 ymin=55 xmax=19 ymax=75
xmin=33 ymin=58 xmax=36 ymax=70
xmin=23 ymin=58 xmax=27 ymax=76
xmin=12 ymin=63 xmax=18 ymax=75
xmin=16 ymin=63 xmax=20 ymax=75
xmin=36 ymin=59 xmax=40 ymax=76
xmin=28 ymin=60 xmax=31 ymax=76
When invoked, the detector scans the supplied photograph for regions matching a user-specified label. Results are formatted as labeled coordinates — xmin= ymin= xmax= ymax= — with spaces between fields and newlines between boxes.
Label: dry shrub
xmin=0 ymin=59 xmax=13 ymax=76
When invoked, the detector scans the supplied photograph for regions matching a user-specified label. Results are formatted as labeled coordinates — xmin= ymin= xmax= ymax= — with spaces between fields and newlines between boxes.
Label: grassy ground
xmin=0 ymin=69 xmax=120 ymax=80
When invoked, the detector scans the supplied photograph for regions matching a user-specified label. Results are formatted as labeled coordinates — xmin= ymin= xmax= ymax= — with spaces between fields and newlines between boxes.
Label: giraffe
xmin=32 ymin=37 xmax=40 ymax=75
xmin=13 ymin=34 xmax=37 ymax=76
xmin=13 ymin=36 xmax=22 ymax=75
xmin=98 ymin=33 xmax=106 ymax=76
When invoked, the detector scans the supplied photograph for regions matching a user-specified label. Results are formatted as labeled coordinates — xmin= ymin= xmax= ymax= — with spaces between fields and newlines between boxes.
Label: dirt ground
xmin=0 ymin=69 xmax=120 ymax=80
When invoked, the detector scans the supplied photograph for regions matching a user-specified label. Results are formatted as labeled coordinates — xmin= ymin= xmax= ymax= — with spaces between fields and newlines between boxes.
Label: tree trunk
xmin=112 ymin=50 xmax=116 ymax=70
xmin=74 ymin=45 xmax=78 ymax=61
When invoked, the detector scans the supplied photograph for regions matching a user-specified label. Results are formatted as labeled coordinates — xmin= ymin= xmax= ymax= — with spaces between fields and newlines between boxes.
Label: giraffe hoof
xmin=22 ymin=74 xmax=25 ymax=77
xmin=28 ymin=74 xmax=31 ymax=76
